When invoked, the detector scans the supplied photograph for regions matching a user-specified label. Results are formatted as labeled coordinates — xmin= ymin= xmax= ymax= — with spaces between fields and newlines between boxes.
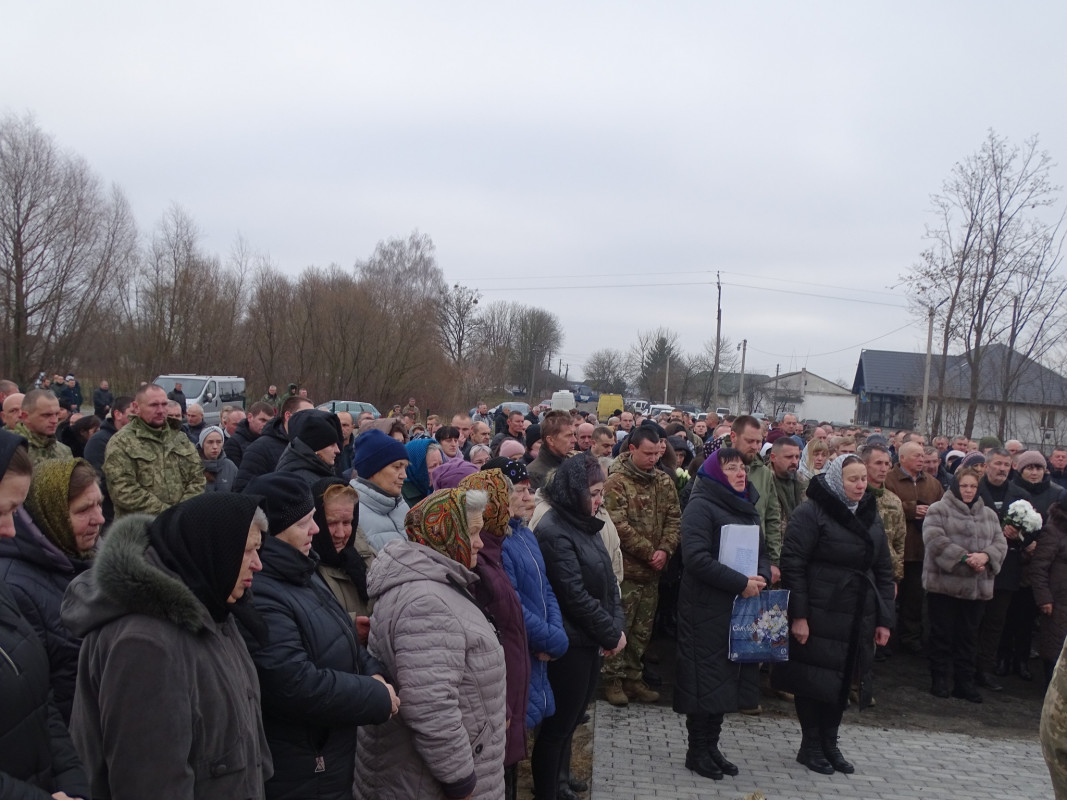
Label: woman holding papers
xmin=674 ymin=447 xmax=770 ymax=782
xmin=773 ymin=453 xmax=895 ymax=776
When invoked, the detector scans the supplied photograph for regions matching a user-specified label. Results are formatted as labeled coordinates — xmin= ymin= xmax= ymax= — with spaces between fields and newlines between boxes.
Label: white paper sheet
xmin=718 ymin=524 xmax=760 ymax=577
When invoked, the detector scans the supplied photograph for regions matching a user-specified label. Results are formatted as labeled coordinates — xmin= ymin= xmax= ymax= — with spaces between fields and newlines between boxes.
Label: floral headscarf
xmin=459 ymin=469 xmax=511 ymax=538
xmin=405 ymin=488 xmax=475 ymax=567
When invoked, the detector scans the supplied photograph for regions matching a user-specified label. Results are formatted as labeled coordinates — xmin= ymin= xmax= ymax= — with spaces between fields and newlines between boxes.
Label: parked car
xmin=597 ymin=394 xmax=625 ymax=420
xmin=317 ymin=400 xmax=382 ymax=419
xmin=570 ymin=384 xmax=598 ymax=403
xmin=715 ymin=407 xmax=731 ymax=417
xmin=153 ymin=374 xmax=245 ymax=425
xmin=647 ymin=404 xmax=675 ymax=419
xmin=631 ymin=399 xmax=650 ymax=415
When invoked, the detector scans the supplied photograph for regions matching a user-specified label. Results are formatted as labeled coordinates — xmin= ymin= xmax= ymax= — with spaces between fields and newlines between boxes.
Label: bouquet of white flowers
xmin=1005 ymin=499 xmax=1042 ymax=534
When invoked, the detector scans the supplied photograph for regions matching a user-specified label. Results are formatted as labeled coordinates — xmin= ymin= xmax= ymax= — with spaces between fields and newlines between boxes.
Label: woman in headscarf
xmin=921 ymin=466 xmax=1006 ymax=701
xmin=199 ymin=425 xmax=239 ymax=492
xmin=673 ymin=447 xmax=770 ymax=782
xmin=401 ymin=438 xmax=439 ymax=506
xmin=355 ymin=487 xmax=506 ymax=800
xmin=311 ymin=477 xmax=375 ymax=629
xmin=798 ymin=438 xmax=830 ymax=481
xmin=62 ymin=491 xmax=272 ymax=798
xmin=0 ymin=431 xmax=91 ymax=799
xmin=241 ymin=473 xmax=398 ymax=800
xmin=432 ymin=457 xmax=477 ymax=491
xmin=0 ymin=457 xmax=103 ymax=723
xmin=772 ymin=454 xmax=895 ymax=775
xmin=460 ymin=468 xmax=531 ymax=800
xmin=532 ymin=453 xmax=625 ymax=800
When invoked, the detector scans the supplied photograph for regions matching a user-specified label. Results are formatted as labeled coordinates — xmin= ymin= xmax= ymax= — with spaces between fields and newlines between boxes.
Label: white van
xmin=153 ymin=374 xmax=246 ymax=426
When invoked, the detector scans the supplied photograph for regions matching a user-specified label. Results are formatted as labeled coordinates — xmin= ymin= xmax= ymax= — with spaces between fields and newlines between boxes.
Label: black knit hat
xmin=525 ymin=424 xmax=541 ymax=450
xmin=288 ymin=409 xmax=343 ymax=452
xmin=0 ymin=429 xmax=28 ymax=478
xmin=483 ymin=456 xmax=529 ymax=484
xmin=245 ymin=473 xmax=315 ymax=536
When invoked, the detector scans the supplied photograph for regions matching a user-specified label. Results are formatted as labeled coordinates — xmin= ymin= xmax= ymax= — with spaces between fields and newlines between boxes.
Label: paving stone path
xmin=591 ymin=701 xmax=1051 ymax=800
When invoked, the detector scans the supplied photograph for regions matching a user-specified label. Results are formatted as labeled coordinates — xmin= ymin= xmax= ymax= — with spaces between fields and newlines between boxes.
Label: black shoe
xmin=708 ymin=745 xmax=739 ymax=776
xmin=685 ymin=749 xmax=724 ymax=780
xmin=577 ymin=712 xmax=590 ymax=725
xmin=930 ymin=676 xmax=951 ymax=698
xmin=556 ymin=784 xmax=581 ymax=800
xmin=567 ymin=777 xmax=589 ymax=792
xmin=1018 ymin=663 xmax=1034 ymax=681
xmin=975 ymin=671 xmax=1003 ymax=692
xmin=995 ymin=657 xmax=1011 ymax=677
xmin=822 ymin=732 xmax=855 ymax=774
xmin=952 ymin=684 xmax=983 ymax=703
xmin=796 ymin=734 xmax=834 ymax=775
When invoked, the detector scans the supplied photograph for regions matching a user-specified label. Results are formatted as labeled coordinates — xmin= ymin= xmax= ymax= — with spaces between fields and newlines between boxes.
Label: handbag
xmin=728 ymin=589 xmax=790 ymax=663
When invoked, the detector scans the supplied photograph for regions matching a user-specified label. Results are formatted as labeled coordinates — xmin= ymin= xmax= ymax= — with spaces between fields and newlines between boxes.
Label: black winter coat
xmin=224 ymin=418 xmax=259 ymax=468
xmin=234 ymin=417 xmax=289 ymax=493
xmin=240 ymin=535 xmax=392 ymax=800
xmin=0 ymin=510 xmax=91 ymax=724
xmin=772 ymin=475 xmax=895 ymax=708
xmin=0 ymin=582 xmax=90 ymax=799
xmin=536 ymin=507 xmax=623 ymax=650
xmin=275 ymin=439 xmax=337 ymax=486
xmin=978 ymin=478 xmax=1033 ymax=591
xmin=673 ymin=474 xmax=770 ymax=715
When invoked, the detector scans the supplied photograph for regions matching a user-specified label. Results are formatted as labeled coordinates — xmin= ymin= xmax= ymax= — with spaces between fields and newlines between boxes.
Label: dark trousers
xmin=1000 ymin=586 xmax=1037 ymax=666
xmin=977 ymin=588 xmax=1014 ymax=673
xmin=794 ymin=695 xmax=845 ymax=734
xmin=898 ymin=561 xmax=926 ymax=649
xmin=531 ymin=645 xmax=601 ymax=800
xmin=926 ymin=591 xmax=984 ymax=685
xmin=685 ymin=712 xmax=724 ymax=751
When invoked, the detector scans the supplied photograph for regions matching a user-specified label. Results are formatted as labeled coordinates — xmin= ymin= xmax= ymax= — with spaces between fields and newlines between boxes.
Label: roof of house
xmin=752 ymin=369 xmax=853 ymax=396
xmin=852 ymin=345 xmax=1067 ymax=406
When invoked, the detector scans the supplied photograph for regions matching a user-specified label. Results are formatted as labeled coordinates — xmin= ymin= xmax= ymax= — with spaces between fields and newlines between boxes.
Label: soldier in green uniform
xmin=14 ymin=389 xmax=72 ymax=466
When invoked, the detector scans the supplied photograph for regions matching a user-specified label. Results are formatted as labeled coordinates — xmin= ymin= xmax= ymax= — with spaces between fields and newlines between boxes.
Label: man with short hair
xmin=337 ymin=411 xmax=356 ymax=473
xmin=884 ymin=441 xmax=943 ymax=653
xmin=933 ymin=435 xmax=950 ymax=455
xmin=85 ymin=395 xmax=134 ymax=524
xmin=224 ymin=409 xmax=245 ymax=438
xmin=811 ymin=426 xmax=829 ymax=442
xmin=780 ymin=413 xmax=800 ymax=436
xmin=225 ymin=401 xmax=274 ymax=468
xmin=103 ymin=384 xmax=204 ymax=517
xmin=166 ymin=401 xmax=183 ymax=423
xmin=2 ymin=393 xmax=23 ymax=431
xmin=261 ymin=384 xmax=283 ymax=412
xmin=1050 ymin=446 xmax=1067 ymax=491
xmin=591 ymin=425 xmax=615 ymax=459
xmin=726 ymin=415 xmax=783 ymax=582
xmin=16 ymin=389 xmax=73 ymax=464
xmin=951 ymin=435 xmax=969 ymax=453
xmin=471 ymin=401 xmax=493 ymax=427
xmin=185 ymin=404 xmax=206 ymax=444
xmin=401 ymin=396 xmax=420 ymax=424
xmin=527 ymin=410 xmax=575 ymax=490
xmin=92 ymin=379 xmax=114 ymax=419
xmin=768 ymin=437 xmax=807 ymax=536
xmin=233 ymin=395 xmax=314 ymax=492
xmin=1005 ymin=439 xmax=1024 ymax=460
xmin=975 ymin=448 xmax=1034 ymax=691
xmin=923 ymin=445 xmax=951 ymax=490
xmin=57 ymin=374 xmax=83 ymax=413
xmin=619 ymin=411 xmax=635 ymax=433
xmin=452 ymin=413 xmax=473 ymax=456
xmin=0 ymin=379 xmax=18 ymax=404
xmin=490 ymin=410 xmax=527 ymax=458
xmin=468 ymin=421 xmax=490 ymax=447
xmin=167 ymin=382 xmax=187 ymax=415
xmin=575 ymin=422 xmax=595 ymax=453
xmin=862 ymin=444 xmax=906 ymax=584
xmin=601 ymin=425 xmax=681 ymax=705
xmin=356 ymin=411 xmax=374 ymax=427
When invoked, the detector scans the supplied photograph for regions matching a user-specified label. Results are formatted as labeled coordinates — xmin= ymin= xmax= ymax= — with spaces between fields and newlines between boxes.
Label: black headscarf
xmin=148 ymin=493 xmax=265 ymax=623
xmin=543 ymin=452 xmax=605 ymax=534
xmin=950 ymin=473 xmax=979 ymax=508
xmin=0 ymin=429 xmax=27 ymax=478
xmin=310 ymin=477 xmax=368 ymax=603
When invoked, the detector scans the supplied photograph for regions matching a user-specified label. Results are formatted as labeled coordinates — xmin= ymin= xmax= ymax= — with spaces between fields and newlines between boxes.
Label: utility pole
xmin=664 ymin=355 xmax=670 ymax=404
xmin=564 ymin=363 xmax=569 ymax=382
xmin=921 ymin=305 xmax=934 ymax=434
xmin=737 ymin=339 xmax=747 ymax=413
xmin=711 ymin=271 xmax=722 ymax=410
xmin=772 ymin=363 xmax=780 ymax=417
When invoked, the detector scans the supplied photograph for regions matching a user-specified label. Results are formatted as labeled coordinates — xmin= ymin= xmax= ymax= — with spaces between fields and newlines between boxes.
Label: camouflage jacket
xmin=772 ymin=469 xmax=808 ymax=546
xmin=103 ymin=416 xmax=205 ymax=518
xmin=14 ymin=422 xmax=73 ymax=466
xmin=872 ymin=486 xmax=906 ymax=581
xmin=604 ymin=452 xmax=681 ymax=583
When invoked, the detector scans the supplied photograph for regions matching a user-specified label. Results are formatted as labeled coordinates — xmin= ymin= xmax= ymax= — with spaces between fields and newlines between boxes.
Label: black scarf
xmin=950 ymin=474 xmax=978 ymax=507
xmin=148 ymin=493 xmax=264 ymax=623
xmin=310 ymin=478 xmax=369 ymax=603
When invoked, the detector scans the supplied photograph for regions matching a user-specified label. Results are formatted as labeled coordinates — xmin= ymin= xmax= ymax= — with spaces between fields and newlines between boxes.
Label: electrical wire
xmin=745 ymin=321 xmax=915 ymax=359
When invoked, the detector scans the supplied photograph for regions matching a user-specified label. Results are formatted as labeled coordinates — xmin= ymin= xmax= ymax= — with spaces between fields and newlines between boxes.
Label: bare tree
xmin=438 ymin=284 xmax=481 ymax=372
xmin=583 ymin=348 xmax=628 ymax=394
xmin=509 ymin=306 xmax=563 ymax=398
xmin=627 ymin=327 xmax=680 ymax=401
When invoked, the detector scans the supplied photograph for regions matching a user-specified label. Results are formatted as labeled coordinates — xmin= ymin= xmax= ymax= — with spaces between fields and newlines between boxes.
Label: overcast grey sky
xmin=5 ymin=2 xmax=1067 ymax=389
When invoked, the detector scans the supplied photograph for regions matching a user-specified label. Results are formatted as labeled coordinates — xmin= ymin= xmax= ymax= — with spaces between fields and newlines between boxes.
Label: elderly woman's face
xmin=589 ymin=482 xmax=604 ymax=516
xmin=957 ymin=475 xmax=979 ymax=504
xmin=425 ymin=448 xmax=442 ymax=478
xmin=440 ymin=437 xmax=459 ymax=458
xmin=721 ymin=458 xmax=747 ymax=492
xmin=69 ymin=482 xmax=105 ymax=554
xmin=228 ymin=524 xmax=263 ymax=603
xmin=471 ymin=448 xmax=490 ymax=468
xmin=509 ymin=481 xmax=535 ymax=521
xmin=467 ymin=510 xmax=484 ymax=567
xmin=324 ymin=497 xmax=355 ymax=553
xmin=277 ymin=509 xmax=319 ymax=556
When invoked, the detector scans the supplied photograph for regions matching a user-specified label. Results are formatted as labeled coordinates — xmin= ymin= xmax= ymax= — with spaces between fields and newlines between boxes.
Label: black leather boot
xmin=796 ymin=729 xmax=834 ymax=775
xmin=685 ymin=714 xmax=723 ymax=780
xmin=708 ymin=744 xmax=739 ymax=776
xmin=930 ymin=674 xmax=951 ymax=698
xmin=821 ymin=728 xmax=855 ymax=774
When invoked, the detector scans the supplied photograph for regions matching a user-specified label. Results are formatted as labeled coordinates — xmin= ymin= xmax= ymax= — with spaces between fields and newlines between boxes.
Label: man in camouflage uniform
xmin=15 ymin=389 xmax=73 ymax=465
xmin=104 ymin=383 xmax=204 ymax=517
xmin=1042 ymin=641 xmax=1067 ymax=799
xmin=768 ymin=435 xmax=808 ymax=542
xmin=863 ymin=443 xmax=906 ymax=581
xmin=601 ymin=425 xmax=681 ymax=705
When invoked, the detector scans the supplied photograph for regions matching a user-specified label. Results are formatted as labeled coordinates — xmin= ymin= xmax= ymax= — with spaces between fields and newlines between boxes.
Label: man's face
xmin=337 ymin=412 xmax=354 ymax=442
xmin=899 ymin=444 xmax=924 ymax=476
xmin=2 ymin=396 xmax=22 ymax=430
xmin=166 ymin=403 xmax=183 ymax=423
xmin=693 ymin=420 xmax=707 ymax=437
xmin=113 ymin=406 xmax=129 ymax=430
xmin=592 ymin=433 xmax=614 ymax=458
xmin=734 ymin=424 xmax=762 ymax=463
xmin=769 ymin=444 xmax=800 ymax=478
xmin=620 ymin=413 xmax=634 ymax=431
xmin=1006 ymin=441 xmax=1023 ymax=458
xmin=470 ymin=422 xmax=490 ymax=445
xmin=546 ymin=424 xmax=576 ymax=457
xmin=187 ymin=406 xmax=203 ymax=426
xmin=23 ymin=396 xmax=61 ymax=436
xmin=670 ymin=411 xmax=684 ymax=424
xmin=1051 ymin=450 xmax=1067 ymax=471
xmin=576 ymin=424 xmax=594 ymax=452
xmin=408 ymin=398 xmax=416 ymax=406
xmin=782 ymin=415 xmax=798 ymax=435
xmin=952 ymin=436 xmax=968 ymax=451
xmin=249 ymin=411 xmax=272 ymax=435
xmin=934 ymin=437 xmax=949 ymax=453
xmin=508 ymin=413 xmax=525 ymax=436
xmin=452 ymin=417 xmax=471 ymax=445
xmin=922 ymin=451 xmax=940 ymax=475
xmin=100 ymin=380 xmax=109 ymax=391
xmin=174 ymin=382 xmax=183 ymax=392
xmin=967 ymin=440 xmax=979 ymax=453
xmin=477 ymin=403 xmax=488 ymax=416
xmin=225 ymin=412 xmax=243 ymax=435
xmin=136 ymin=388 xmax=169 ymax=428
xmin=630 ymin=438 xmax=660 ymax=471
xmin=268 ymin=385 xmax=277 ymax=395
xmin=986 ymin=454 xmax=1012 ymax=485
xmin=813 ymin=427 xmax=828 ymax=441
xmin=866 ymin=450 xmax=892 ymax=487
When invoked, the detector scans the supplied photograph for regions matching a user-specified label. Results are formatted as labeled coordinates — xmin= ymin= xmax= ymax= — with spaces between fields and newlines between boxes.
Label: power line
xmin=746 ymin=321 xmax=915 ymax=359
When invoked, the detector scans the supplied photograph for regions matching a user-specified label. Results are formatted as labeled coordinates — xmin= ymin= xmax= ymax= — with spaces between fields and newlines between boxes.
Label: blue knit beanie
xmin=353 ymin=428 xmax=409 ymax=479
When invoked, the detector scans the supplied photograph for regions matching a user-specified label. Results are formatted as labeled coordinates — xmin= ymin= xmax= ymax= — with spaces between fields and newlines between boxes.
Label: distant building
xmin=852 ymin=345 xmax=1067 ymax=447
xmin=750 ymin=368 xmax=857 ymax=425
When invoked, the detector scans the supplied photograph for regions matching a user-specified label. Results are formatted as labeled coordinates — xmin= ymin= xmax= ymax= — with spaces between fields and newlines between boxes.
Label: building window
xmin=1040 ymin=409 xmax=1057 ymax=429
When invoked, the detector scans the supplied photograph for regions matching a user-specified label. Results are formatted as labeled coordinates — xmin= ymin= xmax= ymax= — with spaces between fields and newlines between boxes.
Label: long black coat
xmin=240 ymin=536 xmax=392 ymax=800
xmin=234 ymin=417 xmax=289 ymax=493
xmin=978 ymin=478 xmax=1033 ymax=591
xmin=0 ymin=582 xmax=89 ymax=799
xmin=772 ymin=475 xmax=895 ymax=708
xmin=0 ymin=510 xmax=91 ymax=723
xmin=673 ymin=473 xmax=770 ymax=715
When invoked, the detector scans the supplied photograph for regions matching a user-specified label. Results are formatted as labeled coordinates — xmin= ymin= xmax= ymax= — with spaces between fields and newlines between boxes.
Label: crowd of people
xmin=3 ymin=375 xmax=1067 ymax=798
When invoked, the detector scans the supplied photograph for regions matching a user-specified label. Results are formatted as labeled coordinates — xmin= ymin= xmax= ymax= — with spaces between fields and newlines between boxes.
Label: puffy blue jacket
xmin=501 ymin=517 xmax=569 ymax=728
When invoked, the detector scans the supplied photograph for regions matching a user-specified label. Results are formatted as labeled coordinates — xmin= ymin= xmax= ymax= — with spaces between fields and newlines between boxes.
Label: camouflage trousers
xmin=601 ymin=579 xmax=659 ymax=683
xmin=1042 ymin=639 xmax=1067 ymax=799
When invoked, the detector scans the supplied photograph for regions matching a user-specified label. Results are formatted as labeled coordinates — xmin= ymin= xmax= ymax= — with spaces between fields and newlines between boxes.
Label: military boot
xmin=603 ymin=679 xmax=629 ymax=706
xmin=622 ymin=679 xmax=660 ymax=703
